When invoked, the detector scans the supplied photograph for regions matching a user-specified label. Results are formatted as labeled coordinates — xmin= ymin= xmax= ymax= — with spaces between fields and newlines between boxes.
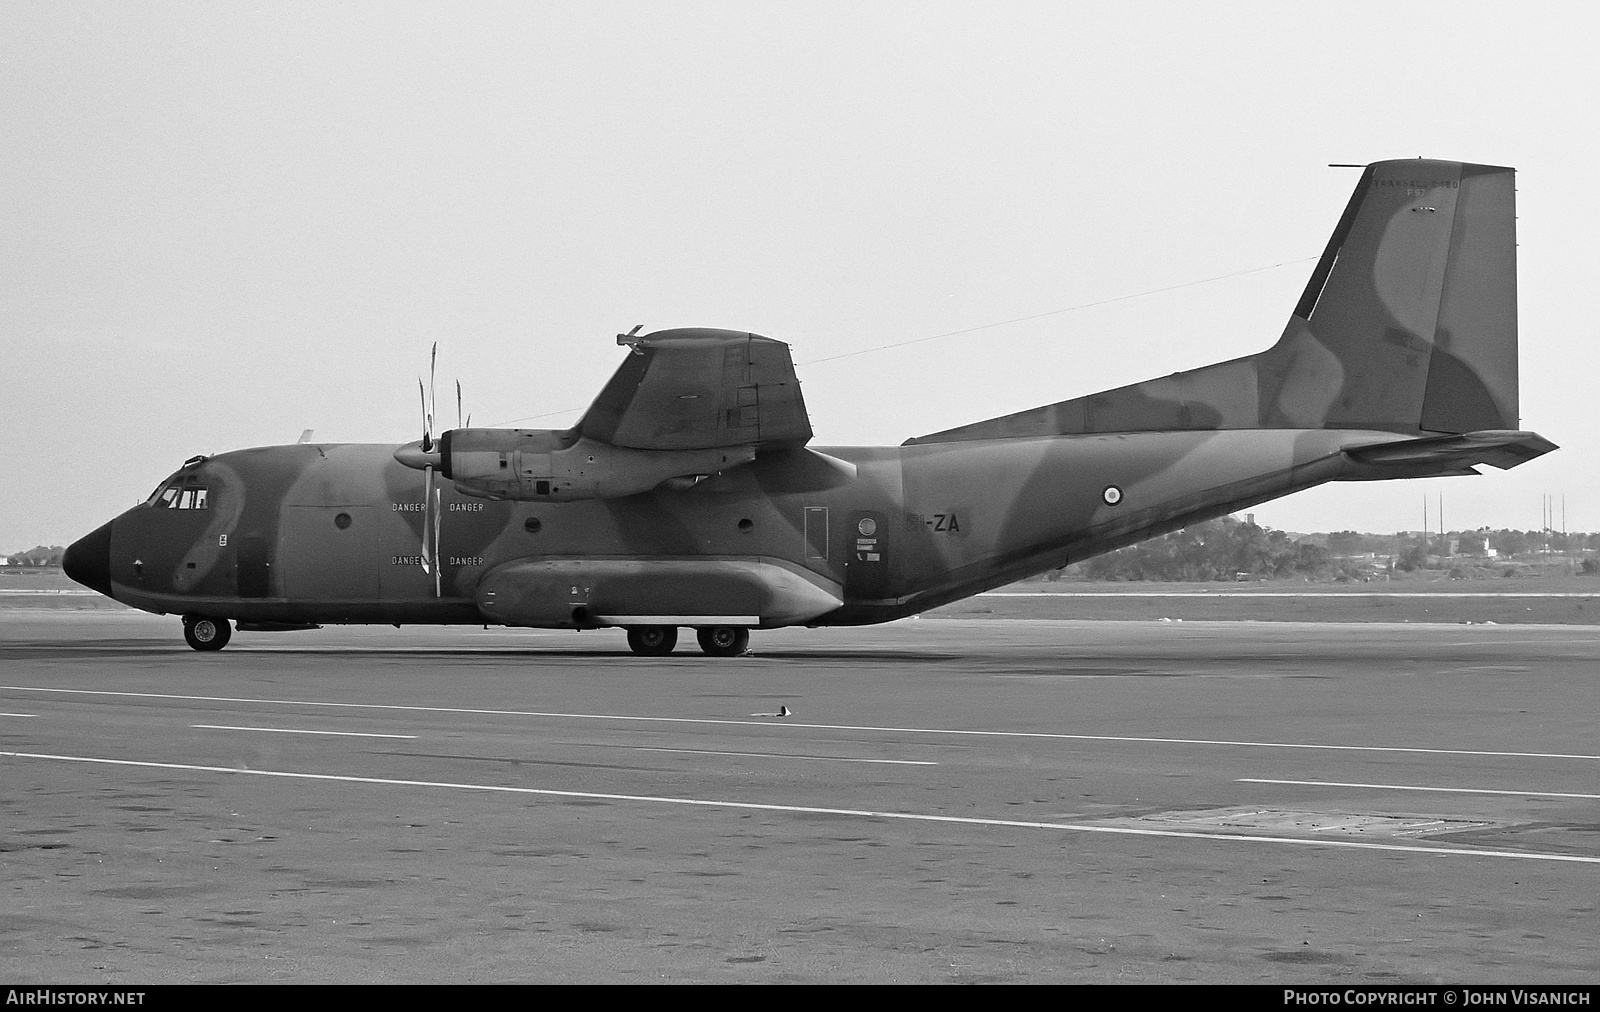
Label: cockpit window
xmin=146 ymin=467 xmax=210 ymax=509
xmin=151 ymin=483 xmax=209 ymax=509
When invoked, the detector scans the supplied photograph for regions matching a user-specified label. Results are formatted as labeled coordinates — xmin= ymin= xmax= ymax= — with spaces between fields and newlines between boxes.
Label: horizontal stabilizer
xmin=1341 ymin=429 xmax=1555 ymax=480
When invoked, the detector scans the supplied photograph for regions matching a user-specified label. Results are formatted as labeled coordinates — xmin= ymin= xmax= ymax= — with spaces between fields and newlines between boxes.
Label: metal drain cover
xmin=1103 ymin=807 xmax=1501 ymax=839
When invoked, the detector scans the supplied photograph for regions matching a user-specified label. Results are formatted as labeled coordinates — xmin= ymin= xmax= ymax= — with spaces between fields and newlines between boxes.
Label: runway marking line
xmin=1241 ymin=778 xmax=1600 ymax=800
xmin=0 ymin=712 xmax=37 ymax=718
xmin=624 ymin=745 xmax=935 ymax=766
xmin=979 ymin=591 xmax=1600 ymax=599
xmin=3 ymin=749 xmax=1597 ymax=866
xmin=6 ymin=685 xmax=1598 ymax=763
xmin=191 ymin=724 xmax=418 ymax=740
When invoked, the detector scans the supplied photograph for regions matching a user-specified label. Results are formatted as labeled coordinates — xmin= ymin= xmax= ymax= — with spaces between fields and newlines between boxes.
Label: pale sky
xmin=5 ymin=1 xmax=1597 ymax=549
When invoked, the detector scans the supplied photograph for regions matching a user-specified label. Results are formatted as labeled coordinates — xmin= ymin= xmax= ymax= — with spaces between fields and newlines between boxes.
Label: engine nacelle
xmin=435 ymin=428 xmax=756 ymax=501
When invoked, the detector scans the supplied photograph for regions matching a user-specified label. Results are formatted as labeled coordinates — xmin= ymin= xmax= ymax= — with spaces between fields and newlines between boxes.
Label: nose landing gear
xmin=182 ymin=614 xmax=233 ymax=651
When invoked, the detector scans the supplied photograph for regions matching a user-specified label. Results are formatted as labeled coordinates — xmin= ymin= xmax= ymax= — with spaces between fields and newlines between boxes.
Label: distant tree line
xmin=1318 ymin=525 xmax=1593 ymax=557
xmin=3 ymin=546 xmax=64 ymax=568
xmin=1080 ymin=518 xmax=1368 ymax=582
xmin=1322 ymin=528 xmax=1600 ymax=569
xmin=1071 ymin=521 xmax=1600 ymax=582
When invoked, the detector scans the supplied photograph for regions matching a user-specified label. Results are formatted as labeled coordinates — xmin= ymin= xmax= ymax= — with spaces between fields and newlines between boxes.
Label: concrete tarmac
xmin=2 ymin=611 xmax=1598 ymax=983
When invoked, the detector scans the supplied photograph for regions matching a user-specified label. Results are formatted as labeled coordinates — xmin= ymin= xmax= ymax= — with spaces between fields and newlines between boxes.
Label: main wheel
xmin=626 ymin=625 xmax=678 ymax=656
xmin=183 ymin=614 xmax=232 ymax=651
xmin=696 ymin=626 xmax=749 ymax=657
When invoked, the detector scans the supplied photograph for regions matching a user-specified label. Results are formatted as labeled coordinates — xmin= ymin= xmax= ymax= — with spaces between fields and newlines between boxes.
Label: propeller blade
xmin=418 ymin=378 xmax=431 ymax=452
xmin=432 ymin=471 xmax=442 ymax=597
xmin=420 ymin=465 xmax=433 ymax=574
xmin=456 ymin=380 xmax=463 ymax=430
xmin=415 ymin=345 xmax=443 ymax=595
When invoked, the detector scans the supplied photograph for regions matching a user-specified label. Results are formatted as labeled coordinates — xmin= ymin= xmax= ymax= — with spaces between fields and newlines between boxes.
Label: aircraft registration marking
xmin=8 ymin=686 xmax=1599 ymax=762
xmin=905 ymin=512 xmax=963 ymax=533
xmin=191 ymin=723 xmax=417 ymax=739
xmin=4 ymin=749 xmax=1597 ymax=866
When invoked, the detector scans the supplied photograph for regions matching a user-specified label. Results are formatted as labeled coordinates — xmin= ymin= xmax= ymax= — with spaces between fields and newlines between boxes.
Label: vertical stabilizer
xmin=907 ymin=159 xmax=1521 ymax=445
xmin=1271 ymin=159 xmax=1518 ymax=433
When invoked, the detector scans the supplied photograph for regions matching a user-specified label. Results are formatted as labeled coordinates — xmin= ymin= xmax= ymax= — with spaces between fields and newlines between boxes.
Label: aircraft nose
xmin=63 ymin=521 xmax=114 ymax=598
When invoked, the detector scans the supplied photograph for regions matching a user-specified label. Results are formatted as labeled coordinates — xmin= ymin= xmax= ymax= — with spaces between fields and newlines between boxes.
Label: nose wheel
xmin=696 ymin=626 xmax=749 ymax=657
xmin=182 ymin=614 xmax=233 ymax=651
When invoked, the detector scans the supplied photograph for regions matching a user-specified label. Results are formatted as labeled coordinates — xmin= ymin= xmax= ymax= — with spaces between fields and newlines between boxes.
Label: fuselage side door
xmin=235 ymin=533 xmax=272 ymax=598
xmin=844 ymin=509 xmax=890 ymax=600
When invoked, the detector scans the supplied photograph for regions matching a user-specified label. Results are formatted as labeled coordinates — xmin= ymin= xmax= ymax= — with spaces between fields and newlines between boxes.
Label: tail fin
xmin=906 ymin=159 xmax=1521 ymax=445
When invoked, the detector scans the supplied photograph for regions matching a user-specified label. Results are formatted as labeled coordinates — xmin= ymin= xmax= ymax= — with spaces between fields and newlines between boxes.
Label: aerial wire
xmin=798 ymin=255 xmax=1319 ymax=366
xmin=485 ymin=255 xmax=1318 ymax=427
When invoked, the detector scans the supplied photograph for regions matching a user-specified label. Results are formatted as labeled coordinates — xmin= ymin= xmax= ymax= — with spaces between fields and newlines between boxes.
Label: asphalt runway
xmin=2 ymin=612 xmax=1598 ymax=983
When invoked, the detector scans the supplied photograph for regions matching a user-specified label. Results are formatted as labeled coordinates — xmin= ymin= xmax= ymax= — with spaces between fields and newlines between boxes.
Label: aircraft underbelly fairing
xmin=477 ymin=557 xmax=843 ymax=629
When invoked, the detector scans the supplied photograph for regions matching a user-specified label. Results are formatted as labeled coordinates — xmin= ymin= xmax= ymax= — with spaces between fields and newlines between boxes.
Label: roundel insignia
xmin=1102 ymin=485 xmax=1123 ymax=505
xmin=858 ymin=518 xmax=878 ymax=536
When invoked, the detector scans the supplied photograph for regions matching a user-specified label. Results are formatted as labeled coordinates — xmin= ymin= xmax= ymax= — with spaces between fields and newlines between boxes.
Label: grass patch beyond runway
xmin=930 ymin=574 xmax=1600 ymax=624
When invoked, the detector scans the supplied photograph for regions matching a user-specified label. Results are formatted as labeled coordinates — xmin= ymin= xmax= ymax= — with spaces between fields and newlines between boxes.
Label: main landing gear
xmin=625 ymin=625 xmax=678 ymax=656
xmin=624 ymin=625 xmax=750 ymax=657
xmin=695 ymin=626 xmax=749 ymax=657
xmin=182 ymin=614 xmax=232 ymax=651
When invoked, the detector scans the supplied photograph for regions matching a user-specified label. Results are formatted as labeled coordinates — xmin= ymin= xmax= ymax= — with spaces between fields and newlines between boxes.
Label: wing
xmin=577 ymin=328 xmax=813 ymax=451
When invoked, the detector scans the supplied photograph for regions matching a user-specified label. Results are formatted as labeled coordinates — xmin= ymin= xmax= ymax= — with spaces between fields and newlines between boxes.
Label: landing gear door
xmin=844 ymin=510 xmax=889 ymax=600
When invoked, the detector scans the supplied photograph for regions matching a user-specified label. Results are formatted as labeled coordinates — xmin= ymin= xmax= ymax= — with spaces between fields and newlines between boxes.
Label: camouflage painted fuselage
xmin=65 ymin=157 xmax=1557 ymax=638
xmin=96 ymin=426 xmax=1425 ymax=628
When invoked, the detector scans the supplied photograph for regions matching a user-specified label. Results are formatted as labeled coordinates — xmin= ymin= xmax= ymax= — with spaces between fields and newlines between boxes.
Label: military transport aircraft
xmin=63 ymin=158 xmax=1554 ymax=655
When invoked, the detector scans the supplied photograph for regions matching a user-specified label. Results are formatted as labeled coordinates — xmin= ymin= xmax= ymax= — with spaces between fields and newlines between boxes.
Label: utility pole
xmin=1440 ymin=493 xmax=1448 ymax=555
